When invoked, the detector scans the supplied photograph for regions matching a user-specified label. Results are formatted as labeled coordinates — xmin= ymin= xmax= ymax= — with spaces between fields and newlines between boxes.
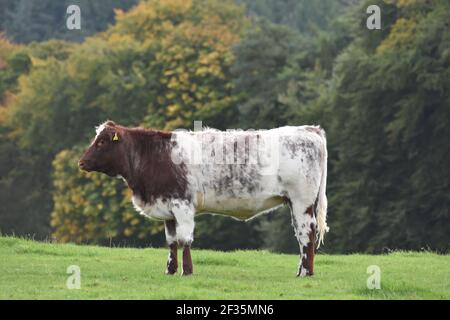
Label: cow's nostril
xmin=79 ymin=160 xmax=93 ymax=171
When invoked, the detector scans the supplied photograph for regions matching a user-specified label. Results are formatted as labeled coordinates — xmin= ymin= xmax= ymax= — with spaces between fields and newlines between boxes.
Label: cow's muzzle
xmin=78 ymin=159 xmax=93 ymax=171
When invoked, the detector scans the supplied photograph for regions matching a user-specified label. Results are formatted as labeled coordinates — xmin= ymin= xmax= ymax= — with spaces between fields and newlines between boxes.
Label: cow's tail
xmin=316 ymin=127 xmax=329 ymax=248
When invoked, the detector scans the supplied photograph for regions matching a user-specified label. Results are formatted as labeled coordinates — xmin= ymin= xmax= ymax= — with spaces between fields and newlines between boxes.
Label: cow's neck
xmin=119 ymin=129 xmax=188 ymax=204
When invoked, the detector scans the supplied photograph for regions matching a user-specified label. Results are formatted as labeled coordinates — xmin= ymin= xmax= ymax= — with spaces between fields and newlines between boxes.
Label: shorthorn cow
xmin=79 ymin=121 xmax=329 ymax=276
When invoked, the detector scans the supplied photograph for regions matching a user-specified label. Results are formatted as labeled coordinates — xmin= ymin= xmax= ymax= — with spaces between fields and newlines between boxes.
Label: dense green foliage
xmin=238 ymin=0 xmax=358 ymax=34
xmin=326 ymin=0 xmax=450 ymax=252
xmin=1 ymin=237 xmax=449 ymax=299
xmin=0 ymin=0 xmax=137 ymax=43
xmin=0 ymin=0 xmax=248 ymax=246
xmin=0 ymin=0 xmax=448 ymax=253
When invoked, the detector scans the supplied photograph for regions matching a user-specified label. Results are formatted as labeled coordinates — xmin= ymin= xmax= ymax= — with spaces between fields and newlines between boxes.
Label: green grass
xmin=0 ymin=236 xmax=448 ymax=299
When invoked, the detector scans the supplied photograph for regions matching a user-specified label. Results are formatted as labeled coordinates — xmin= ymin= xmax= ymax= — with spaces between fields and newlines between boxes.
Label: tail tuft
xmin=316 ymin=127 xmax=329 ymax=248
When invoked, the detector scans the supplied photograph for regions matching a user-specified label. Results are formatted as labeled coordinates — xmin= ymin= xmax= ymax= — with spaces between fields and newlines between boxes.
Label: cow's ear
xmin=112 ymin=132 xmax=120 ymax=142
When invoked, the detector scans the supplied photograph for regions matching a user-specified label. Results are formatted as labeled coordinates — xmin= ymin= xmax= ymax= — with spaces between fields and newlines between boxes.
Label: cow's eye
xmin=96 ymin=139 xmax=105 ymax=148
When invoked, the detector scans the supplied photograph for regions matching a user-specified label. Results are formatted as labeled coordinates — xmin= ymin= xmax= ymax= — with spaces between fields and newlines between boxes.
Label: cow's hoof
xmin=297 ymin=267 xmax=313 ymax=277
xmin=166 ymin=260 xmax=178 ymax=275
xmin=165 ymin=270 xmax=177 ymax=275
xmin=181 ymin=270 xmax=193 ymax=276
xmin=297 ymin=274 xmax=314 ymax=278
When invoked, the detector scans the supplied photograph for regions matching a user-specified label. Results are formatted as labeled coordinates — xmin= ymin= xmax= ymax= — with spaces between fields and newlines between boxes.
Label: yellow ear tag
xmin=112 ymin=132 xmax=120 ymax=141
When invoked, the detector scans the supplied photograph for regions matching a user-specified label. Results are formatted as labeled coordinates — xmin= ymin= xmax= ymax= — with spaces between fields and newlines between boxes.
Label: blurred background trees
xmin=0 ymin=0 xmax=448 ymax=253
xmin=0 ymin=0 xmax=138 ymax=43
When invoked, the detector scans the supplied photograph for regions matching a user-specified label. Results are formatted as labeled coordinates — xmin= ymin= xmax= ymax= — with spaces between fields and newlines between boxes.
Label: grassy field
xmin=0 ymin=236 xmax=448 ymax=299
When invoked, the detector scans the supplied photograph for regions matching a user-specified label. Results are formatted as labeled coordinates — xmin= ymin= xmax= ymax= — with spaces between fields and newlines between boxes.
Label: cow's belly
xmin=197 ymin=195 xmax=285 ymax=220
xmin=132 ymin=196 xmax=174 ymax=221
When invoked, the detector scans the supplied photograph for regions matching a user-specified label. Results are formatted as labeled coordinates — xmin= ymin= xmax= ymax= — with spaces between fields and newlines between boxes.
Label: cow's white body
xmin=177 ymin=126 xmax=323 ymax=217
xmin=132 ymin=126 xmax=329 ymax=259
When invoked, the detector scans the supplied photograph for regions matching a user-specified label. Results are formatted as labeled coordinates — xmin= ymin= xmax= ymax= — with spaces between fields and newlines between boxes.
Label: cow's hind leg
xmin=164 ymin=220 xmax=178 ymax=275
xmin=290 ymin=201 xmax=317 ymax=277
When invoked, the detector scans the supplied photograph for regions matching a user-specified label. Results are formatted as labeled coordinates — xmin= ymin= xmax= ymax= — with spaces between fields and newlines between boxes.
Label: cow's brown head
xmin=79 ymin=120 xmax=125 ymax=177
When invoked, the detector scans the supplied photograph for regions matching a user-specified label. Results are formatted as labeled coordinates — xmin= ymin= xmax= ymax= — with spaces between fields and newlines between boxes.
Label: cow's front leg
xmin=182 ymin=245 xmax=193 ymax=276
xmin=171 ymin=200 xmax=195 ymax=276
xmin=164 ymin=220 xmax=178 ymax=275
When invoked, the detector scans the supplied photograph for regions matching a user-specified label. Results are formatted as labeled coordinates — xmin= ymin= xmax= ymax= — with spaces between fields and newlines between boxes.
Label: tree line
xmin=0 ymin=0 xmax=448 ymax=253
